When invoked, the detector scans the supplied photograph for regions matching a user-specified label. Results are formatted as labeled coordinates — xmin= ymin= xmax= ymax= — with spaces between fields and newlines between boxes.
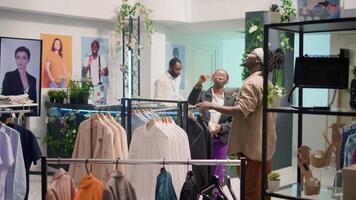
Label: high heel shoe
xmin=310 ymin=123 xmax=342 ymax=168
xmin=298 ymin=145 xmax=321 ymax=195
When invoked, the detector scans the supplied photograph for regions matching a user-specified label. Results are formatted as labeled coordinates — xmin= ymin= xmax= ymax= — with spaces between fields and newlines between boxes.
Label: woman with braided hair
xmin=197 ymin=47 xmax=281 ymax=200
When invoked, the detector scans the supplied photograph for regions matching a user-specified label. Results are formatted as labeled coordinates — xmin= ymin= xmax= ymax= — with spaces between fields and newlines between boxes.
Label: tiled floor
xmin=28 ymin=164 xmax=341 ymax=200
xmin=28 ymin=175 xmax=41 ymax=200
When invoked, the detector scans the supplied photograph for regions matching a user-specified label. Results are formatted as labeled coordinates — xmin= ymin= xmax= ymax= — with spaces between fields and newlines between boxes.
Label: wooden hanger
xmin=146 ymin=119 xmax=156 ymax=130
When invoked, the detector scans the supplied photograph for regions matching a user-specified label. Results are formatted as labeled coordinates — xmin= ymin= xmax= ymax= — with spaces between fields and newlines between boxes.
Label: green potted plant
xmin=79 ymin=79 xmax=92 ymax=104
xmin=268 ymin=171 xmax=281 ymax=192
xmin=280 ymin=0 xmax=296 ymax=23
xmin=68 ymin=80 xmax=92 ymax=104
xmin=68 ymin=81 xmax=80 ymax=104
xmin=268 ymin=83 xmax=285 ymax=107
xmin=269 ymin=4 xmax=281 ymax=23
xmin=280 ymin=32 xmax=293 ymax=51
xmin=55 ymin=90 xmax=67 ymax=104
xmin=47 ymin=90 xmax=57 ymax=103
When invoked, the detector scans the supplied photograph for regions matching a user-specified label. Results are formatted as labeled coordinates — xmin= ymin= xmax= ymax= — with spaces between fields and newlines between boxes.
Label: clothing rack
xmin=120 ymin=98 xmax=189 ymax=145
xmin=0 ymin=105 xmax=34 ymax=125
xmin=41 ymin=156 xmax=246 ymax=200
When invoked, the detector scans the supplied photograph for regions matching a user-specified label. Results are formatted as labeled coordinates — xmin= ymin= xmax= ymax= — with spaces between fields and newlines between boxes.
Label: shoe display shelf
xmin=262 ymin=17 xmax=356 ymax=200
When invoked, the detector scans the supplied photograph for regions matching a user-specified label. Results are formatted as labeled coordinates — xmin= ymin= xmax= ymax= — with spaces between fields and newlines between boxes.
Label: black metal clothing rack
xmin=120 ymin=98 xmax=189 ymax=145
xmin=41 ymin=156 xmax=246 ymax=200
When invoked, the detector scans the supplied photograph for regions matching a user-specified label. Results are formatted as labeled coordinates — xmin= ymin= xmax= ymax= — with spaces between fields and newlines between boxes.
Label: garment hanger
xmin=199 ymin=175 xmax=229 ymax=200
xmin=144 ymin=109 xmax=156 ymax=120
xmin=186 ymin=158 xmax=190 ymax=174
xmin=146 ymin=118 xmax=156 ymax=130
xmin=2 ymin=108 xmax=16 ymax=126
xmin=85 ymin=159 xmax=91 ymax=175
xmin=226 ymin=176 xmax=237 ymax=200
xmin=135 ymin=109 xmax=149 ymax=122
xmin=115 ymin=157 xmax=120 ymax=171
xmin=162 ymin=158 xmax=166 ymax=169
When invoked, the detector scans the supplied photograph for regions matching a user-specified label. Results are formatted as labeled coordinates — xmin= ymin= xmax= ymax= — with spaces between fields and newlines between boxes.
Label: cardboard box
xmin=342 ymin=164 xmax=356 ymax=200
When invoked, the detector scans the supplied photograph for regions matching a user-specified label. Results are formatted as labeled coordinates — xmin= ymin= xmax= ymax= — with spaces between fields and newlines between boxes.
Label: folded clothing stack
xmin=0 ymin=94 xmax=33 ymax=105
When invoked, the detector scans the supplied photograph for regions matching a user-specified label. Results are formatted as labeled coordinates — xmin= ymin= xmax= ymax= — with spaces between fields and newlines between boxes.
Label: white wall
xmin=0 ymin=0 xmax=124 ymax=21
xmin=166 ymin=33 xmax=223 ymax=98
xmin=149 ymin=31 xmax=167 ymax=98
xmin=2 ymin=0 xmax=356 ymax=24
xmin=165 ymin=31 xmax=245 ymax=97
xmin=137 ymin=0 xmax=191 ymax=22
xmin=0 ymin=9 xmax=121 ymax=153
xmin=190 ymin=0 xmax=280 ymax=22
xmin=345 ymin=0 xmax=356 ymax=9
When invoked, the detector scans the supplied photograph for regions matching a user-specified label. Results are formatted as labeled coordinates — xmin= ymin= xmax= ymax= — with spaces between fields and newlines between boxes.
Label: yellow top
xmin=47 ymin=51 xmax=65 ymax=82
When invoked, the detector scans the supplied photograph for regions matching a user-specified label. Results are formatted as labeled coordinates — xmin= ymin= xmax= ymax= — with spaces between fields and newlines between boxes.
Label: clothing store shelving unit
xmin=262 ymin=17 xmax=356 ymax=200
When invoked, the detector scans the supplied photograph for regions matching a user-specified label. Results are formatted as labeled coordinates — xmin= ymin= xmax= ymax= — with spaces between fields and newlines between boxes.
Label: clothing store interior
xmin=2 ymin=0 xmax=356 ymax=200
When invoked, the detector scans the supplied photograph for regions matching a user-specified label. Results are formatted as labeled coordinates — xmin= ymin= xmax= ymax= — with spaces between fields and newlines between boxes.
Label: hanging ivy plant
xmin=280 ymin=0 xmax=296 ymax=23
xmin=115 ymin=0 xmax=154 ymax=52
xmin=44 ymin=110 xmax=78 ymax=155
xmin=280 ymin=32 xmax=293 ymax=51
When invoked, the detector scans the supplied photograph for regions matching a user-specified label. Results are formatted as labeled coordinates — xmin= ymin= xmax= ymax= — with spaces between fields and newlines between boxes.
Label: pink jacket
xmin=46 ymin=168 xmax=77 ymax=200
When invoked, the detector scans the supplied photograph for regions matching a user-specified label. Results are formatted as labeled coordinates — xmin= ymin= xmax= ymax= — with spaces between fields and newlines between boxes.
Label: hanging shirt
xmin=46 ymin=168 xmax=77 ymax=200
xmin=344 ymin=134 xmax=356 ymax=167
xmin=102 ymin=117 xmax=124 ymax=174
xmin=155 ymin=168 xmax=177 ymax=200
xmin=340 ymin=123 xmax=356 ymax=169
xmin=179 ymin=171 xmax=198 ymax=200
xmin=103 ymin=170 xmax=137 ymax=200
xmin=69 ymin=118 xmax=116 ymax=186
xmin=187 ymin=118 xmax=211 ymax=189
xmin=12 ymin=124 xmax=42 ymax=200
xmin=0 ymin=130 xmax=14 ymax=200
xmin=110 ymin=118 xmax=128 ymax=160
xmin=154 ymin=72 xmax=183 ymax=101
xmin=1 ymin=124 xmax=26 ymax=200
xmin=74 ymin=175 xmax=104 ymax=200
xmin=128 ymin=120 xmax=191 ymax=200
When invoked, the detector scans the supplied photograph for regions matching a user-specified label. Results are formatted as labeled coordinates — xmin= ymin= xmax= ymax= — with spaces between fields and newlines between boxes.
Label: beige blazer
xmin=228 ymin=71 xmax=277 ymax=161
xmin=69 ymin=118 xmax=115 ymax=185
xmin=103 ymin=116 xmax=125 ymax=174
xmin=111 ymin=118 xmax=128 ymax=160
xmin=46 ymin=168 xmax=77 ymax=200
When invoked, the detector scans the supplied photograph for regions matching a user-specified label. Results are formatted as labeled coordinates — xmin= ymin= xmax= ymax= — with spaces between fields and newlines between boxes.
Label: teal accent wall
xmin=222 ymin=38 xmax=245 ymax=88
